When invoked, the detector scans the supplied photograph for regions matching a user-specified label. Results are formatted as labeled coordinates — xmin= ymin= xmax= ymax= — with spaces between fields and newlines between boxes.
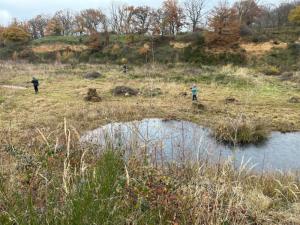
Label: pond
xmin=81 ymin=118 xmax=300 ymax=172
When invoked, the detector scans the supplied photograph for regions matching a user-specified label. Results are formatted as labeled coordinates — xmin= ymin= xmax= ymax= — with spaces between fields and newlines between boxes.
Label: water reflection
xmin=81 ymin=118 xmax=300 ymax=172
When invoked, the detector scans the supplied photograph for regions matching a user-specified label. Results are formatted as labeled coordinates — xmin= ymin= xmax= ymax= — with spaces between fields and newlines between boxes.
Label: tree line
xmin=1 ymin=0 xmax=300 ymax=47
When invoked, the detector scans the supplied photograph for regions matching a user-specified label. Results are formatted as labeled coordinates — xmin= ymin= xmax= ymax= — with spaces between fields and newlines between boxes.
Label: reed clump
xmin=215 ymin=118 xmax=269 ymax=145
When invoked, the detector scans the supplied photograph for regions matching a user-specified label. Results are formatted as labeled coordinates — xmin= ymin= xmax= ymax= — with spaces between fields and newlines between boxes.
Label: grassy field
xmin=1 ymin=62 xmax=300 ymax=224
xmin=1 ymin=62 xmax=300 ymax=136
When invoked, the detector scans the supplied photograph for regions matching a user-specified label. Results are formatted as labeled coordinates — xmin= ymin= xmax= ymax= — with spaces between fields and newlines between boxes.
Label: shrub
xmin=78 ymin=51 xmax=90 ymax=63
xmin=12 ymin=51 xmax=18 ymax=61
xmin=175 ymin=32 xmax=205 ymax=45
xmin=251 ymin=35 xmax=268 ymax=43
xmin=125 ymin=34 xmax=135 ymax=44
xmin=259 ymin=65 xmax=280 ymax=75
xmin=288 ymin=43 xmax=300 ymax=56
xmin=61 ymin=51 xmax=75 ymax=63
xmin=18 ymin=48 xmax=37 ymax=61
xmin=240 ymin=25 xmax=253 ymax=36
xmin=2 ymin=26 xmax=30 ymax=45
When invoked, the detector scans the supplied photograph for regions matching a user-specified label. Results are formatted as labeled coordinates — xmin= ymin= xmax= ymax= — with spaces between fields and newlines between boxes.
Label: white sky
xmin=0 ymin=0 xmax=284 ymax=26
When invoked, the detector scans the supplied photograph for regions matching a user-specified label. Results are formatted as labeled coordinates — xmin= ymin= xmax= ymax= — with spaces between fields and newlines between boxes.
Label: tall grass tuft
xmin=214 ymin=118 xmax=269 ymax=146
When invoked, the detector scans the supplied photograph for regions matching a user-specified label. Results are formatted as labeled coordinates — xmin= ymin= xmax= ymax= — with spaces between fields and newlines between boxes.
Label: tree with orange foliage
xmin=207 ymin=1 xmax=240 ymax=46
xmin=45 ymin=18 xmax=63 ymax=36
xmin=2 ymin=25 xmax=30 ymax=45
xmin=162 ymin=0 xmax=185 ymax=35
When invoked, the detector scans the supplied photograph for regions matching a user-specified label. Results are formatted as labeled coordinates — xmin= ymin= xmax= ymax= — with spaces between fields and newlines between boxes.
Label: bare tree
xmin=110 ymin=2 xmax=121 ymax=33
xmin=74 ymin=13 xmax=86 ymax=36
xmin=148 ymin=9 xmax=165 ymax=36
xmin=274 ymin=1 xmax=300 ymax=27
xmin=233 ymin=0 xmax=261 ymax=26
xmin=80 ymin=9 xmax=106 ymax=34
xmin=132 ymin=6 xmax=152 ymax=34
xmin=28 ymin=15 xmax=48 ymax=38
xmin=253 ymin=1 xmax=300 ymax=30
xmin=184 ymin=0 xmax=206 ymax=32
xmin=54 ymin=10 xmax=74 ymax=35
xmin=109 ymin=3 xmax=133 ymax=34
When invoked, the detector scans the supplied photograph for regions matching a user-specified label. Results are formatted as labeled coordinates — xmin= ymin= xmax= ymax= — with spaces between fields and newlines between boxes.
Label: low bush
xmin=240 ymin=25 xmax=253 ymax=36
xmin=183 ymin=47 xmax=246 ymax=65
xmin=261 ymin=43 xmax=300 ymax=71
xmin=251 ymin=34 xmax=269 ymax=43
xmin=259 ymin=65 xmax=281 ymax=75
xmin=175 ymin=32 xmax=205 ymax=45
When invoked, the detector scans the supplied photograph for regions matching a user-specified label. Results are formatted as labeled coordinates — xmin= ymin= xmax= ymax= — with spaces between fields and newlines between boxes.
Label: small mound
xmin=84 ymin=88 xmax=102 ymax=102
xmin=112 ymin=86 xmax=138 ymax=96
xmin=192 ymin=102 xmax=205 ymax=112
xmin=225 ymin=97 xmax=239 ymax=104
xmin=84 ymin=72 xmax=102 ymax=80
xmin=179 ymin=92 xmax=188 ymax=97
xmin=288 ymin=97 xmax=300 ymax=104
xmin=280 ymin=72 xmax=294 ymax=81
xmin=142 ymin=88 xmax=162 ymax=97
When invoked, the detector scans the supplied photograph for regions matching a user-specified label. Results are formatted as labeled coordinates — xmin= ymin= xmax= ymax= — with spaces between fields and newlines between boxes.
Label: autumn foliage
xmin=45 ymin=18 xmax=63 ymax=36
xmin=1 ymin=26 xmax=30 ymax=45
xmin=207 ymin=2 xmax=240 ymax=46
xmin=288 ymin=6 xmax=300 ymax=24
xmin=162 ymin=0 xmax=185 ymax=35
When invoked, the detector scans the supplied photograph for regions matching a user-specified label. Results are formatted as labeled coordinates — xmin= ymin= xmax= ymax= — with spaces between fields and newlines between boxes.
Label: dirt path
xmin=0 ymin=85 xmax=27 ymax=90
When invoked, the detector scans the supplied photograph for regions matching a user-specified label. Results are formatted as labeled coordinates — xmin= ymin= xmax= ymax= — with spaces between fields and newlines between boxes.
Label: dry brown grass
xmin=241 ymin=41 xmax=287 ymax=56
xmin=0 ymin=62 xmax=299 ymax=143
xmin=0 ymin=62 xmax=300 ymax=224
xmin=32 ymin=44 xmax=88 ymax=53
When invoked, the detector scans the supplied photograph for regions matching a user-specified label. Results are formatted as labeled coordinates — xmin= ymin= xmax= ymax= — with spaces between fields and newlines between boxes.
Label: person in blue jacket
xmin=191 ymin=84 xmax=198 ymax=101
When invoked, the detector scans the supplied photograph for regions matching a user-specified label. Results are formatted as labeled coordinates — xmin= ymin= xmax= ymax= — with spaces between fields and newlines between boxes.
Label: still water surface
xmin=81 ymin=119 xmax=300 ymax=172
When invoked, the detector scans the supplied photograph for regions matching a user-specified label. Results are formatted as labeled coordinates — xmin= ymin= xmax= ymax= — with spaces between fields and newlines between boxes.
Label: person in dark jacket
xmin=123 ymin=64 xmax=128 ymax=74
xmin=31 ymin=77 xmax=39 ymax=94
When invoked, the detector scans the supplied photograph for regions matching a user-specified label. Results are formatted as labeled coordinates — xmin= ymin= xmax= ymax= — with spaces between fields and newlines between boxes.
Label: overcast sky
xmin=0 ymin=0 xmax=282 ymax=26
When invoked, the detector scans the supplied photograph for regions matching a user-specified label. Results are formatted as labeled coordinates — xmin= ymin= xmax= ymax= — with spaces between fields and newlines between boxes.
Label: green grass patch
xmin=31 ymin=35 xmax=89 ymax=45
xmin=170 ymin=72 xmax=254 ymax=88
xmin=0 ymin=96 xmax=4 ymax=104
